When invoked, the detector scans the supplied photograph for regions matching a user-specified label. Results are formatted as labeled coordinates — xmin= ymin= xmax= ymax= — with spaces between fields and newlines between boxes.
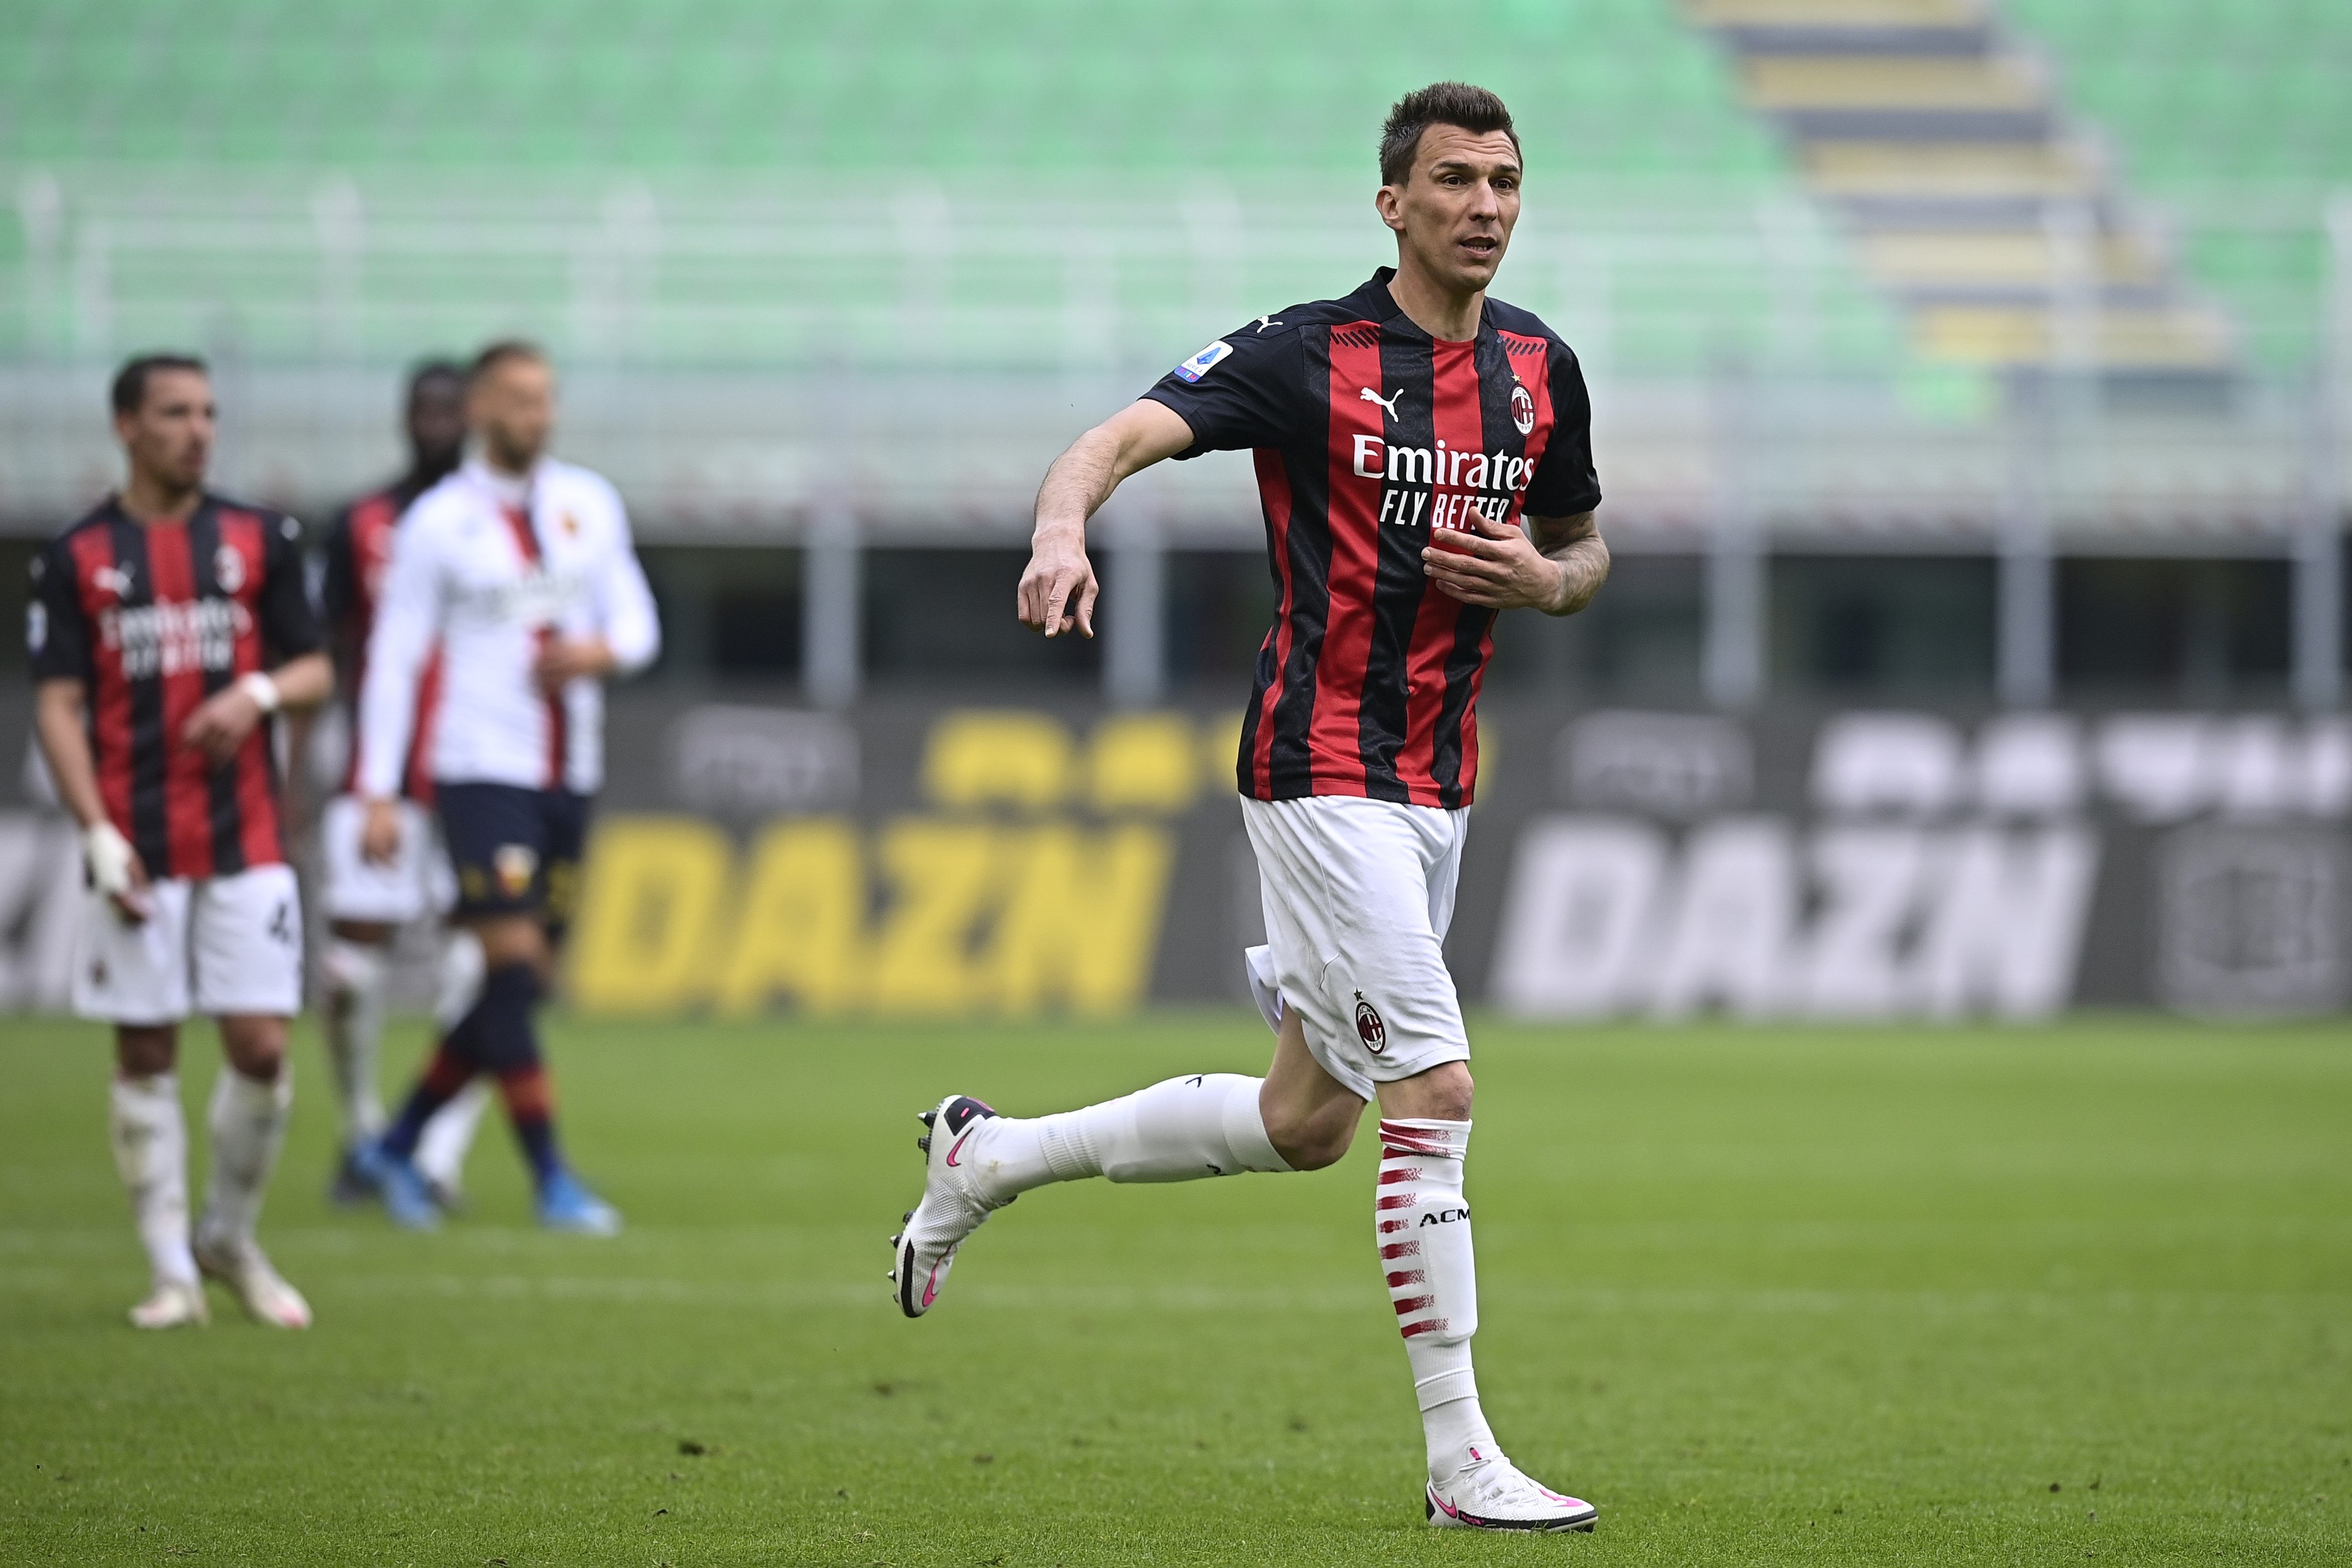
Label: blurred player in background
xmin=28 ymin=354 xmax=333 ymax=1329
xmin=314 ymin=360 xmax=498 ymax=1210
xmin=893 ymin=85 xmax=1610 ymax=1530
xmin=352 ymin=341 xmax=660 ymax=1234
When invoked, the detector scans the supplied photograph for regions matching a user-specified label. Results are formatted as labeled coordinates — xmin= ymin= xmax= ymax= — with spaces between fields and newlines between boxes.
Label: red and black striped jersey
xmin=320 ymin=481 xmax=442 ymax=801
xmin=28 ymin=493 xmax=323 ymax=879
xmin=1145 ymin=268 xmax=1601 ymax=809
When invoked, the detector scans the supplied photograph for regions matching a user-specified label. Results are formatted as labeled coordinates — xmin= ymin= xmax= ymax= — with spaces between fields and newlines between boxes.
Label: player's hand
xmin=180 ymin=684 xmax=264 ymax=766
xmin=360 ymin=797 xmax=403 ymax=866
xmin=84 ymin=821 xmax=153 ymax=923
xmin=534 ymin=635 xmax=616 ymax=692
xmin=1017 ymin=524 xmax=1099 ymax=639
xmin=1421 ymin=512 xmax=1566 ymax=613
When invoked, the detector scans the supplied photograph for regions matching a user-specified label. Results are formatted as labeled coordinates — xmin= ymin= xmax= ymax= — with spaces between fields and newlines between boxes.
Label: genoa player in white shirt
xmin=349 ymin=341 xmax=660 ymax=1234
xmin=313 ymin=360 xmax=494 ymax=1208
xmin=30 ymin=355 xmax=334 ymax=1330
xmin=890 ymin=85 xmax=1613 ymax=1531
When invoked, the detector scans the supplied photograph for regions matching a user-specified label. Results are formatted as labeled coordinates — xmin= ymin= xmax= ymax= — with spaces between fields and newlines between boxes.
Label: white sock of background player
xmin=1377 ymin=1116 xmax=1499 ymax=1483
xmin=414 ymin=929 xmax=491 ymax=1194
xmin=198 ymin=1066 xmax=292 ymax=1249
xmin=320 ymin=937 xmax=388 ymax=1147
xmin=966 ymin=1073 xmax=1295 ymax=1195
xmin=109 ymin=1073 xmax=198 ymax=1289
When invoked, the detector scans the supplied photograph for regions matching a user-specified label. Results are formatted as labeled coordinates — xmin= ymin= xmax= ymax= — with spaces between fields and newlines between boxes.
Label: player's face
xmin=470 ymin=357 xmax=557 ymax=472
xmin=1379 ymin=126 xmax=1522 ymax=298
xmin=114 ymin=369 xmax=215 ymax=494
xmin=406 ymin=374 xmax=468 ymax=471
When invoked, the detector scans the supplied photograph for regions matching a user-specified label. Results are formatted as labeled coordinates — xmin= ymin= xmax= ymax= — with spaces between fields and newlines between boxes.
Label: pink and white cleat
xmin=193 ymin=1233 xmax=312 ymax=1329
xmin=128 ymin=1277 xmax=209 ymax=1330
xmin=889 ymin=1095 xmax=1012 ymax=1319
xmin=1425 ymin=1450 xmax=1598 ymax=1532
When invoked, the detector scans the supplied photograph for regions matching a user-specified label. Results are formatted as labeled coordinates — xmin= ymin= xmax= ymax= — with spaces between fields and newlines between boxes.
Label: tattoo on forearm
xmin=1529 ymin=511 xmax=1609 ymax=616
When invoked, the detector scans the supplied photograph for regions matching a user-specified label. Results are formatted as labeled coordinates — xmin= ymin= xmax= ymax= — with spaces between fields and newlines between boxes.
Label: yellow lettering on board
xmin=716 ymin=818 xmax=866 ymax=1016
xmin=1086 ymin=712 xmax=1200 ymax=815
xmin=567 ymin=816 xmax=732 ymax=1014
xmin=987 ymin=824 xmax=1175 ymax=1015
xmin=922 ymin=710 xmax=1074 ymax=810
xmin=868 ymin=820 xmax=1001 ymax=1015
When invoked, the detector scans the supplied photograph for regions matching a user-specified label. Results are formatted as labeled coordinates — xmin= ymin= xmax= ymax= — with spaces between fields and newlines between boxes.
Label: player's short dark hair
xmin=468 ymin=339 xmax=546 ymax=385
xmin=1379 ymin=82 xmax=1520 ymax=187
xmin=407 ymin=358 xmax=466 ymax=399
xmin=110 ymin=353 xmax=208 ymax=416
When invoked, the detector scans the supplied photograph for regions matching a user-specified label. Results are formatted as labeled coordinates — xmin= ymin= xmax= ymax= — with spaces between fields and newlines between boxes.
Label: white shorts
xmin=1240 ymin=794 xmax=1471 ymax=1102
xmin=319 ymin=795 xmax=454 ymax=926
xmin=73 ymin=863 xmax=305 ymax=1025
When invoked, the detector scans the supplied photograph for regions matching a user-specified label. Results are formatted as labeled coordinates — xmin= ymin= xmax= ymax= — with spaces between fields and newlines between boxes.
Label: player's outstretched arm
xmin=1421 ymin=509 xmax=1608 ymax=615
xmin=1017 ymin=399 xmax=1196 ymax=639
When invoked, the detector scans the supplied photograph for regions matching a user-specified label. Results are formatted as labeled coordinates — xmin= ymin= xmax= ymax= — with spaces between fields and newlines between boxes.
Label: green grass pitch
xmin=3 ymin=1011 xmax=2347 ymax=1565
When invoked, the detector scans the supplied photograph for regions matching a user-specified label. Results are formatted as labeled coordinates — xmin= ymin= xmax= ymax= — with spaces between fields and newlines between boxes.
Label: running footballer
xmin=890 ymin=84 xmax=1610 ymax=1532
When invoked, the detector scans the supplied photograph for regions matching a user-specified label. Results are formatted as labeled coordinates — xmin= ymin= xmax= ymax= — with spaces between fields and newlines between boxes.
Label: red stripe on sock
xmin=420 ymin=1045 xmax=471 ymax=1098
xmin=1378 ymin=1219 xmax=1410 ymax=1234
xmin=1377 ymin=1167 xmax=1422 ymax=1184
xmin=1392 ymin=1295 xmax=1436 ymax=1315
xmin=1380 ymin=1241 xmax=1420 ymax=1260
xmin=1385 ymin=1269 xmax=1426 ymax=1289
xmin=1375 ymin=1193 xmax=1418 ymax=1211
xmin=1400 ymin=1318 xmax=1450 ymax=1339
xmin=496 ymin=1065 xmax=554 ymax=1121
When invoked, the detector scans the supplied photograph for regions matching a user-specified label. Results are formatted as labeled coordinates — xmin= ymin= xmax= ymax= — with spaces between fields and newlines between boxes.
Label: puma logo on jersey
xmin=1359 ymin=386 xmax=1402 ymax=418
xmin=94 ymin=564 xmax=135 ymax=598
xmin=1253 ymin=316 xmax=1283 ymax=333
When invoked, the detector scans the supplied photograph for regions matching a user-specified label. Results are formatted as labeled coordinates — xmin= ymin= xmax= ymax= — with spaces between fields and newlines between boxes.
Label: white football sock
xmin=434 ymin=928 xmax=486 ymax=1032
xmin=414 ymin=1076 xmax=494 ymax=1192
xmin=321 ymin=937 xmax=388 ymax=1145
xmin=970 ymin=1073 xmax=1293 ymax=1201
xmin=199 ymin=1066 xmax=292 ymax=1248
xmin=1378 ymin=1117 xmax=1499 ymax=1481
xmin=109 ymin=1073 xmax=197 ymax=1288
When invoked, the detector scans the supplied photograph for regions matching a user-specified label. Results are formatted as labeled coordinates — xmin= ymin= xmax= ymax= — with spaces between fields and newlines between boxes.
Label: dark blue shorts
xmin=436 ymin=783 xmax=591 ymax=934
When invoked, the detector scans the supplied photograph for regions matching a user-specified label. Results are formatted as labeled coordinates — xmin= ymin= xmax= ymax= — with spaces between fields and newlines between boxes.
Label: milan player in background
xmin=29 ymin=354 xmax=334 ymax=1329
xmin=352 ymin=341 xmax=659 ymax=1234
xmin=314 ymin=360 xmax=497 ymax=1210
xmin=891 ymin=85 xmax=1611 ymax=1530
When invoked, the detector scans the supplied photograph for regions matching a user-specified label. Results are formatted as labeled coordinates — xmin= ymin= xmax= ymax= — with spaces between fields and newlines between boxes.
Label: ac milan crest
xmin=1354 ymin=991 xmax=1387 ymax=1054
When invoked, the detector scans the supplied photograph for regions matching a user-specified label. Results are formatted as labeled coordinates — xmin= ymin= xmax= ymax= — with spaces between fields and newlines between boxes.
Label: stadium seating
xmin=0 ymin=1 xmax=1777 ymax=179
xmin=2003 ymin=0 xmax=2351 ymax=369
xmin=0 ymin=2 xmax=2334 ymax=375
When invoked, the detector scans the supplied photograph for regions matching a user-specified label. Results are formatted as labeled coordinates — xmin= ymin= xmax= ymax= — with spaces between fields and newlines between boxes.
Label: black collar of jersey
xmin=88 ymin=490 xmax=223 ymax=531
xmin=1338 ymin=267 xmax=1496 ymax=348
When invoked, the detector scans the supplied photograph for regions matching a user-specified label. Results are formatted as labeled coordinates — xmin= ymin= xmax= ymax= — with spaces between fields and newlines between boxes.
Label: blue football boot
xmin=536 ymin=1170 xmax=622 ymax=1236
xmin=354 ymin=1140 xmax=442 ymax=1231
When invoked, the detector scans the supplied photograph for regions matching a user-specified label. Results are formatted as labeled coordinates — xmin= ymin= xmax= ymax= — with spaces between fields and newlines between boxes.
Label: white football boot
xmin=1425 ymin=1449 xmax=1598 ymax=1532
xmin=128 ymin=1278 xmax=209 ymax=1330
xmin=193 ymin=1233 xmax=313 ymax=1329
xmin=889 ymin=1095 xmax=1012 ymax=1319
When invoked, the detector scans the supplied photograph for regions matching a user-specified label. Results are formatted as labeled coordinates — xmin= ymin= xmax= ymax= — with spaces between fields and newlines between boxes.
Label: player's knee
xmin=217 ymin=1015 xmax=288 ymax=1081
xmin=1390 ymin=1061 xmax=1474 ymax=1123
xmin=470 ymin=914 xmax=547 ymax=971
xmin=1262 ymin=1100 xmax=1356 ymax=1171
xmin=114 ymin=1025 xmax=177 ymax=1078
